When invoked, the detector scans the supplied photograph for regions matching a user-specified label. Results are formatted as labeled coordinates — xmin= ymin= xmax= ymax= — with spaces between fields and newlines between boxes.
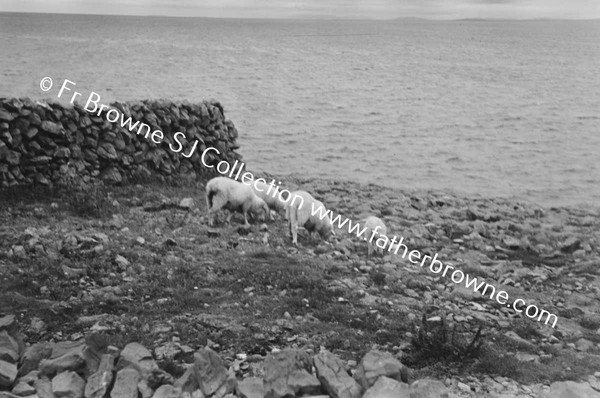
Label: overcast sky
xmin=1 ymin=0 xmax=599 ymax=19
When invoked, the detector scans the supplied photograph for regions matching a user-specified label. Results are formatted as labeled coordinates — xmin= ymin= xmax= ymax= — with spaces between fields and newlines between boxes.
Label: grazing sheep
xmin=249 ymin=179 xmax=289 ymax=220
xmin=363 ymin=216 xmax=387 ymax=256
xmin=286 ymin=190 xmax=335 ymax=245
xmin=205 ymin=177 xmax=270 ymax=227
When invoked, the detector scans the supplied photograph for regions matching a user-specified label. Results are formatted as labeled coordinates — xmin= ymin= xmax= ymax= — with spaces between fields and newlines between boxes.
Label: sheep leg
xmin=367 ymin=242 xmax=373 ymax=257
xmin=285 ymin=206 xmax=291 ymax=229
xmin=205 ymin=193 xmax=212 ymax=225
xmin=289 ymin=207 xmax=299 ymax=245
xmin=292 ymin=227 xmax=299 ymax=245
xmin=241 ymin=202 xmax=252 ymax=227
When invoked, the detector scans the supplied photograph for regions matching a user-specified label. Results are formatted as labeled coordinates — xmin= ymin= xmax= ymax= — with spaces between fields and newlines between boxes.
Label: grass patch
xmin=63 ymin=181 xmax=115 ymax=219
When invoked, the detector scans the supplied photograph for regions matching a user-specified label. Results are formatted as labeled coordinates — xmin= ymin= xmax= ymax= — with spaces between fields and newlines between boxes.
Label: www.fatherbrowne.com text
xmin=199 ymin=148 xmax=558 ymax=329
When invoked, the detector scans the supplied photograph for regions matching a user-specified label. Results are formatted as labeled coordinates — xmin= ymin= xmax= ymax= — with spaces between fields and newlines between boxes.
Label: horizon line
xmin=1 ymin=10 xmax=599 ymax=22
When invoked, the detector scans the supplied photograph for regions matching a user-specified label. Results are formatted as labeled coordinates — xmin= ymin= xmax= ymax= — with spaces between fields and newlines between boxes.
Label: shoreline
xmin=1 ymin=174 xmax=600 ymax=395
xmin=262 ymin=173 xmax=600 ymax=213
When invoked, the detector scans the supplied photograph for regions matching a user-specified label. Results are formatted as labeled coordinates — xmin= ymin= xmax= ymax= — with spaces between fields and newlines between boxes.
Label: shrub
xmin=63 ymin=180 xmax=114 ymax=218
xmin=406 ymin=313 xmax=485 ymax=366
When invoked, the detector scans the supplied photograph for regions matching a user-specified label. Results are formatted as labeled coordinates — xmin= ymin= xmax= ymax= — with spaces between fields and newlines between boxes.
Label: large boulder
xmin=313 ymin=350 xmax=362 ymax=398
xmin=193 ymin=347 xmax=236 ymax=398
xmin=110 ymin=368 xmax=141 ymax=398
xmin=52 ymin=371 xmax=85 ymax=398
xmin=116 ymin=343 xmax=157 ymax=380
xmin=40 ymin=340 xmax=99 ymax=378
xmin=34 ymin=377 xmax=54 ymax=398
xmin=538 ymin=381 xmax=600 ymax=398
xmin=0 ymin=316 xmax=16 ymax=332
xmin=362 ymin=376 xmax=410 ymax=398
xmin=0 ymin=331 xmax=20 ymax=364
xmin=236 ymin=377 xmax=264 ymax=398
xmin=84 ymin=353 xmax=115 ymax=398
xmin=173 ymin=367 xmax=198 ymax=393
xmin=19 ymin=343 xmax=53 ymax=376
xmin=410 ymin=378 xmax=451 ymax=398
xmin=353 ymin=350 xmax=408 ymax=389
xmin=0 ymin=360 xmax=17 ymax=387
xmin=151 ymin=385 xmax=182 ymax=398
xmin=263 ymin=349 xmax=320 ymax=398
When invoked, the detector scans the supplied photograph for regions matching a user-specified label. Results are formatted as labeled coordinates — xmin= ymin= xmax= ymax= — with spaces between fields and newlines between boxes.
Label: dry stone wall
xmin=0 ymin=97 xmax=243 ymax=187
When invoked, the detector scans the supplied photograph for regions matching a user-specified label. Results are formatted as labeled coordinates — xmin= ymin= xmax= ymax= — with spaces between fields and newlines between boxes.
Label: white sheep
xmin=249 ymin=179 xmax=289 ymax=220
xmin=363 ymin=216 xmax=387 ymax=256
xmin=286 ymin=190 xmax=335 ymax=245
xmin=205 ymin=176 xmax=270 ymax=227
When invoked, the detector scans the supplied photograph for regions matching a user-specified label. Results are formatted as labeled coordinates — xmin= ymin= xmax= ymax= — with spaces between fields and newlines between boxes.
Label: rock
xmin=84 ymin=354 xmax=115 ymax=398
xmin=151 ymin=385 xmax=181 ymax=398
xmin=137 ymin=379 xmax=153 ymax=398
xmin=193 ymin=347 xmax=236 ymax=397
xmin=353 ymin=350 xmax=408 ymax=389
xmin=11 ymin=380 xmax=36 ymax=396
xmin=559 ymin=237 xmax=581 ymax=254
xmin=410 ymin=378 xmax=450 ymax=398
xmin=40 ymin=340 xmax=99 ymax=377
xmin=0 ymin=345 xmax=18 ymax=364
xmin=313 ymin=350 xmax=362 ymax=398
xmin=30 ymin=317 xmax=47 ymax=334
xmin=154 ymin=342 xmax=180 ymax=361
xmin=0 ymin=331 xmax=20 ymax=363
xmin=236 ymin=377 xmax=264 ymax=398
xmin=106 ymin=214 xmax=125 ymax=229
xmin=0 ymin=109 xmax=14 ymax=121
xmin=34 ymin=377 xmax=54 ymax=398
xmin=587 ymin=376 xmax=600 ymax=393
xmin=100 ymin=168 xmax=122 ymax=183
xmin=0 ymin=315 xmax=16 ymax=331
xmin=287 ymin=369 xmax=321 ymax=396
xmin=117 ymin=342 xmax=157 ymax=379
xmin=502 ymin=236 xmax=522 ymax=249
xmin=173 ymin=367 xmax=198 ymax=393
xmin=110 ymin=368 xmax=141 ymax=398
xmin=538 ymin=381 xmax=600 ymax=398
xmin=179 ymin=198 xmax=194 ymax=209
xmin=0 ymin=393 xmax=21 ymax=398
xmin=575 ymin=338 xmax=595 ymax=352
xmin=97 ymin=143 xmax=118 ymax=160
xmin=114 ymin=255 xmax=130 ymax=269
xmin=504 ymin=331 xmax=536 ymax=351
xmin=263 ymin=349 xmax=316 ymax=398
xmin=0 ymin=359 xmax=18 ymax=387
xmin=457 ymin=381 xmax=471 ymax=393
xmin=18 ymin=370 xmax=39 ymax=385
xmin=20 ymin=343 xmax=53 ymax=375
xmin=514 ymin=352 xmax=539 ymax=363
xmin=52 ymin=371 xmax=85 ymax=398
xmin=362 ymin=376 xmax=410 ymax=398
xmin=41 ymin=121 xmax=61 ymax=135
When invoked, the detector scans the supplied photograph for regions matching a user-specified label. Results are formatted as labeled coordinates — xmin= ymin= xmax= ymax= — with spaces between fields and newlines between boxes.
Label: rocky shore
xmin=1 ymin=176 xmax=599 ymax=397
